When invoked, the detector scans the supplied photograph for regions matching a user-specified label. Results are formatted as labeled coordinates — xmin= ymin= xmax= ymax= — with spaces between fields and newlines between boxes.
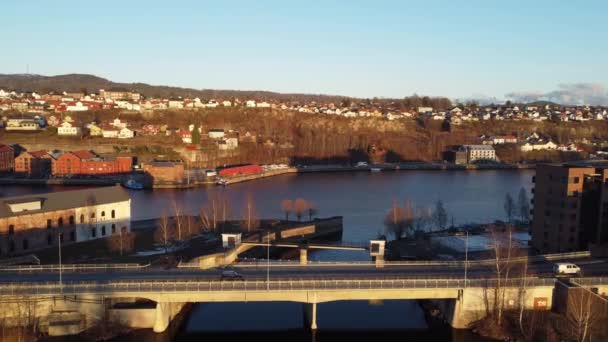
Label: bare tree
xmin=172 ymin=200 xmax=183 ymax=242
xmin=242 ymin=194 xmax=260 ymax=232
xmin=504 ymin=193 xmax=515 ymax=223
xmin=432 ymin=199 xmax=448 ymax=231
xmin=107 ymin=227 xmax=135 ymax=256
xmin=518 ymin=187 xmax=530 ymax=223
xmin=487 ymin=225 xmax=522 ymax=325
xmin=154 ymin=213 xmax=173 ymax=253
xmin=413 ymin=206 xmax=432 ymax=234
xmin=384 ymin=200 xmax=415 ymax=240
xmin=566 ymin=288 xmax=604 ymax=342
xmin=281 ymin=199 xmax=293 ymax=222
xmin=307 ymin=201 xmax=318 ymax=221
xmin=294 ymin=198 xmax=309 ymax=222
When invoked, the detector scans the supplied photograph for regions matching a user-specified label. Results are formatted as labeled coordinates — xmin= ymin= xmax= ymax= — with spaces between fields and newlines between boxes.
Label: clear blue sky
xmin=2 ymin=0 xmax=607 ymax=103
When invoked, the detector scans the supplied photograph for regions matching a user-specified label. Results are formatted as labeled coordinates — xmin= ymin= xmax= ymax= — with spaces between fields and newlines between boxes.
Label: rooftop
xmin=0 ymin=185 xmax=130 ymax=219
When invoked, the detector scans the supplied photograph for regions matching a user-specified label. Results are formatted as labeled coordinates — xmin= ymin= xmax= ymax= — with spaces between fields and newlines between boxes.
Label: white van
xmin=553 ymin=263 xmax=581 ymax=275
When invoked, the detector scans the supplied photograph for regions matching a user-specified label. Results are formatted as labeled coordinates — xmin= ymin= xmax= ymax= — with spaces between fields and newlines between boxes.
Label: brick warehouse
xmin=52 ymin=150 xmax=132 ymax=176
xmin=0 ymin=186 xmax=131 ymax=255
xmin=14 ymin=150 xmax=53 ymax=177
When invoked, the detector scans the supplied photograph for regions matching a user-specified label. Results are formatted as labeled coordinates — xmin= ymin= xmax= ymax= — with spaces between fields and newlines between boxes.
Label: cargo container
xmin=218 ymin=164 xmax=263 ymax=177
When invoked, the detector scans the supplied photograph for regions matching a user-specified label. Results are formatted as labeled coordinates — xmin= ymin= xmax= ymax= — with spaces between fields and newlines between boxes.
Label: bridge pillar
xmin=153 ymin=302 xmax=185 ymax=333
xmin=299 ymin=248 xmax=308 ymax=265
xmin=303 ymin=303 xmax=318 ymax=330
xmin=153 ymin=302 xmax=170 ymax=333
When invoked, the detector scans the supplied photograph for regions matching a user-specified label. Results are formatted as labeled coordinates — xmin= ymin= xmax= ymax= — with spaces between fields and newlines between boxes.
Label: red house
xmin=0 ymin=144 xmax=14 ymax=173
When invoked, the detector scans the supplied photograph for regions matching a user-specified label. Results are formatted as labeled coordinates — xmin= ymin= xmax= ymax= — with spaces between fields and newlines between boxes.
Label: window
xmin=80 ymin=214 xmax=85 ymax=223
xmin=9 ymin=241 xmax=15 ymax=253
xmin=22 ymin=239 xmax=28 ymax=250
xmin=111 ymin=210 xmax=116 ymax=219
xmin=101 ymin=226 xmax=106 ymax=236
xmin=90 ymin=213 xmax=95 ymax=219
xmin=69 ymin=216 xmax=74 ymax=225
xmin=47 ymin=234 xmax=53 ymax=245
xmin=8 ymin=225 xmax=14 ymax=235
xmin=121 ymin=226 xmax=127 ymax=233
xmin=543 ymin=232 xmax=549 ymax=239
xmin=111 ymin=224 xmax=116 ymax=234
xmin=101 ymin=211 xmax=105 ymax=218
xmin=47 ymin=219 xmax=52 ymax=229
xmin=58 ymin=217 xmax=63 ymax=227
xmin=91 ymin=228 xmax=96 ymax=238
xmin=70 ymin=231 xmax=75 ymax=241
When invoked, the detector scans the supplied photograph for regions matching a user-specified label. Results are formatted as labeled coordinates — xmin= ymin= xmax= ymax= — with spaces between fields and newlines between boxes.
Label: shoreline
xmin=0 ymin=163 xmax=535 ymax=189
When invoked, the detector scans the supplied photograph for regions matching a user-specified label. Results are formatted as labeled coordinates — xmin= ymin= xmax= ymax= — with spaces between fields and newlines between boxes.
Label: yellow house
xmin=88 ymin=123 xmax=103 ymax=137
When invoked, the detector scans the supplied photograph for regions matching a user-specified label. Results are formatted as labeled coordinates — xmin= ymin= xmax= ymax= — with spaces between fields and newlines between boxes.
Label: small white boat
xmin=370 ymin=167 xmax=382 ymax=172
xmin=123 ymin=179 xmax=144 ymax=190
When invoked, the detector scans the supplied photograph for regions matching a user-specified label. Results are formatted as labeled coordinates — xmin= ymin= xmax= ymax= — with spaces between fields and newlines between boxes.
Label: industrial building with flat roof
xmin=0 ymin=186 xmax=131 ymax=255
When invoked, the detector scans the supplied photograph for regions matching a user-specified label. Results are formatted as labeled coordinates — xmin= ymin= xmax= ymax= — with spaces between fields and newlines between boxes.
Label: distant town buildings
xmin=531 ymin=163 xmax=608 ymax=254
xmin=447 ymin=145 xmax=497 ymax=165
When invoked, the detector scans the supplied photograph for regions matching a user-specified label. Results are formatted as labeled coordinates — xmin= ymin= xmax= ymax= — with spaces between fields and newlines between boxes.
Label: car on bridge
xmin=553 ymin=262 xmax=581 ymax=276
xmin=220 ymin=270 xmax=244 ymax=281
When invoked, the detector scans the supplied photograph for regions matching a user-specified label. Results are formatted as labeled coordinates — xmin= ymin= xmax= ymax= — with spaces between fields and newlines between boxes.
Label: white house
xmin=222 ymin=100 xmax=232 ymax=107
xmin=256 ymin=101 xmax=271 ymax=108
xmin=208 ymin=129 xmax=225 ymax=139
xmin=218 ymin=137 xmax=238 ymax=150
xmin=112 ymin=118 xmax=127 ymax=129
xmin=102 ymin=126 xmax=119 ymax=138
xmin=245 ymin=100 xmax=256 ymax=108
xmin=66 ymin=102 xmax=89 ymax=112
xmin=520 ymin=141 xmax=557 ymax=152
xmin=57 ymin=121 xmax=82 ymax=136
xmin=118 ymin=127 xmax=135 ymax=139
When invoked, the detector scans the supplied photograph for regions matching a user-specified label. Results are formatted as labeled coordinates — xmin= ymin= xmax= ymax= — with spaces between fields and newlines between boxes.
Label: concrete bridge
xmin=0 ymin=269 xmax=587 ymax=336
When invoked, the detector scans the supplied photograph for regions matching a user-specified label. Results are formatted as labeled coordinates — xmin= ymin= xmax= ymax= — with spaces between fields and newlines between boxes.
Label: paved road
xmin=1 ymin=258 xmax=606 ymax=284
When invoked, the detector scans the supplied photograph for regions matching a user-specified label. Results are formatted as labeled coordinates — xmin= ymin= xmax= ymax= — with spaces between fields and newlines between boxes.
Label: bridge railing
xmin=0 ymin=277 xmax=555 ymax=296
xmin=570 ymin=277 xmax=608 ymax=286
xmin=0 ymin=263 xmax=150 ymax=272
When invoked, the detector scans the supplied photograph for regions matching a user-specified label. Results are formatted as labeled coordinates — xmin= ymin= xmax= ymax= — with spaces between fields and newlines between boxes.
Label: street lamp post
xmin=266 ymin=231 xmax=270 ymax=291
xmin=464 ymin=230 xmax=469 ymax=288
xmin=58 ymin=231 xmax=63 ymax=291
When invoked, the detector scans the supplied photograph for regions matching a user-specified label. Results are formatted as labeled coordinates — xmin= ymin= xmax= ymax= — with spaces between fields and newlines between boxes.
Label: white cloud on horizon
xmin=505 ymin=83 xmax=608 ymax=106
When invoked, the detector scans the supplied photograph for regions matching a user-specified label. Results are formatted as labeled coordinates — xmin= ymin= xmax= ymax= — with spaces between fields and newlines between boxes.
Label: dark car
xmin=220 ymin=270 xmax=244 ymax=281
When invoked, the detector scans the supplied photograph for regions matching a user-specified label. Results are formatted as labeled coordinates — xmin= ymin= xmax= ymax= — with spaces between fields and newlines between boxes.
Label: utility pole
xmin=58 ymin=232 xmax=63 ymax=292
xmin=464 ymin=229 xmax=469 ymax=288
xmin=266 ymin=230 xmax=270 ymax=291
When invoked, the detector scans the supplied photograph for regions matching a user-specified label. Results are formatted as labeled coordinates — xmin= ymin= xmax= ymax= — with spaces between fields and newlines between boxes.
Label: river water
xmin=5 ymin=170 xmax=533 ymax=341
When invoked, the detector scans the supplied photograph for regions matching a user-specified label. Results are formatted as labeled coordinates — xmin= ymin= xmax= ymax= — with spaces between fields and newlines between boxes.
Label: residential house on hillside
xmin=101 ymin=125 xmax=119 ymax=138
xmin=208 ymin=129 xmax=225 ymax=139
xmin=47 ymin=115 xmax=60 ymax=127
xmin=118 ymin=127 xmax=134 ymax=139
xmin=5 ymin=119 xmax=41 ymax=131
xmin=245 ymin=100 xmax=256 ymax=108
xmin=57 ymin=121 xmax=82 ymax=136
xmin=87 ymin=123 xmax=103 ymax=137
xmin=520 ymin=140 xmax=558 ymax=152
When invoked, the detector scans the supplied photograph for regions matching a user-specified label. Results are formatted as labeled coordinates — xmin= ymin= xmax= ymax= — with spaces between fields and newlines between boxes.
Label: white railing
xmin=0 ymin=277 xmax=555 ymax=296
xmin=0 ymin=263 xmax=150 ymax=272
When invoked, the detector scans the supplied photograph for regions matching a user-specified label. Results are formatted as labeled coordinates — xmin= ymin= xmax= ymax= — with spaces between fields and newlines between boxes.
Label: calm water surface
xmin=5 ymin=170 xmax=532 ymax=341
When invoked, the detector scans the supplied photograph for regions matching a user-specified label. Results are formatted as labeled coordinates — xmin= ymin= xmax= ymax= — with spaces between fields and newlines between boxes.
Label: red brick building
xmin=14 ymin=151 xmax=53 ymax=177
xmin=0 ymin=144 xmax=14 ymax=173
xmin=52 ymin=150 xmax=132 ymax=176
